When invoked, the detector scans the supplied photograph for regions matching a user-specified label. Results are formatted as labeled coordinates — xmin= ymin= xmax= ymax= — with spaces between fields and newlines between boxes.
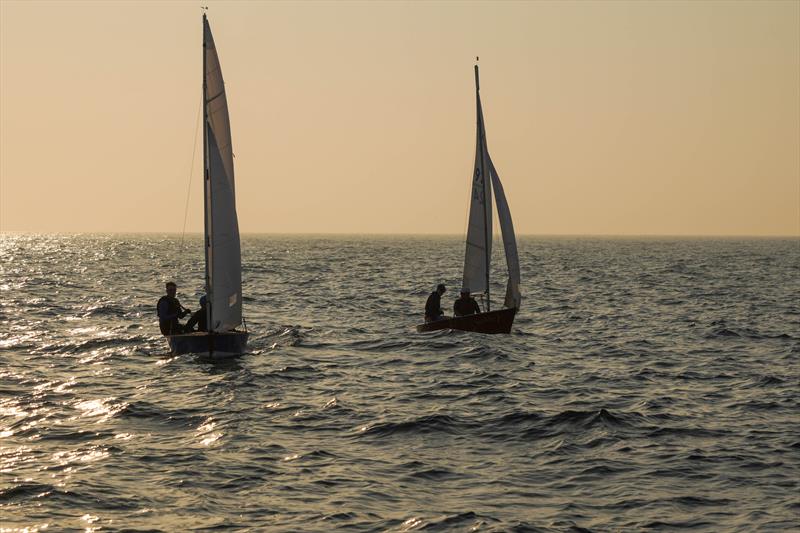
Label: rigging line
xmin=179 ymin=99 xmax=203 ymax=252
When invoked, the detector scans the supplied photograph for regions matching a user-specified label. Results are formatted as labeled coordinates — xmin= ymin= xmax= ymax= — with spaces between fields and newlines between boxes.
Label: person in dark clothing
xmin=424 ymin=284 xmax=447 ymax=322
xmin=186 ymin=295 xmax=208 ymax=332
xmin=453 ymin=287 xmax=481 ymax=317
xmin=157 ymin=281 xmax=190 ymax=335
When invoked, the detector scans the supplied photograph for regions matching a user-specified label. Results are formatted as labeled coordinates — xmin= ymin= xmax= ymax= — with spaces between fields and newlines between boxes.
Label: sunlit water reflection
xmin=1 ymin=234 xmax=798 ymax=531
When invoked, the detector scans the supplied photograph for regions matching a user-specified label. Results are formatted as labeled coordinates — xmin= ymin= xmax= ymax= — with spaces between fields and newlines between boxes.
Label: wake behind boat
xmin=417 ymin=61 xmax=521 ymax=335
xmin=164 ymin=13 xmax=248 ymax=358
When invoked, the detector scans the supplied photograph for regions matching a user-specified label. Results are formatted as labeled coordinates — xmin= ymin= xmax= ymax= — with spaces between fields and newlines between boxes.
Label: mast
xmin=475 ymin=61 xmax=491 ymax=312
xmin=202 ymin=13 xmax=214 ymax=332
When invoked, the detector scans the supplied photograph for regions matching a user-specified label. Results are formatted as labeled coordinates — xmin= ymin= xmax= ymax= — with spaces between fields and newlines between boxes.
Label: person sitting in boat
xmin=186 ymin=295 xmax=208 ymax=332
xmin=454 ymin=287 xmax=481 ymax=317
xmin=424 ymin=284 xmax=447 ymax=322
xmin=157 ymin=281 xmax=190 ymax=335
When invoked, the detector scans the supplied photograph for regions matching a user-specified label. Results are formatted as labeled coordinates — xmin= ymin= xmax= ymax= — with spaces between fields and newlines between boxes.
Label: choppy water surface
xmin=1 ymin=234 xmax=798 ymax=531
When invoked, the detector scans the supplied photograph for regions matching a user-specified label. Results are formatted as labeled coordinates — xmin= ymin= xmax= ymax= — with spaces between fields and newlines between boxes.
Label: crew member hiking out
xmin=157 ymin=281 xmax=190 ymax=335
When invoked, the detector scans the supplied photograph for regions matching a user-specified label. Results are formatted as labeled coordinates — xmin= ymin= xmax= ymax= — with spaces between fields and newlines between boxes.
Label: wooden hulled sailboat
xmin=417 ymin=62 xmax=521 ymax=334
xmin=166 ymin=14 xmax=248 ymax=357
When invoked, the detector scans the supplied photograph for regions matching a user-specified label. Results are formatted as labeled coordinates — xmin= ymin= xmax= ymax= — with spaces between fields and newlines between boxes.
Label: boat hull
xmin=166 ymin=331 xmax=249 ymax=358
xmin=416 ymin=308 xmax=517 ymax=334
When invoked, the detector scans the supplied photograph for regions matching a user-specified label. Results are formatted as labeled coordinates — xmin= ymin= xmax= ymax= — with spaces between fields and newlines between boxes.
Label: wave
xmin=344 ymin=338 xmax=413 ymax=351
xmin=646 ymin=426 xmax=727 ymax=438
xmin=82 ymin=304 xmax=130 ymax=318
xmin=706 ymin=321 xmax=795 ymax=340
xmin=268 ymin=365 xmax=319 ymax=381
xmin=282 ymin=449 xmax=337 ymax=463
xmin=402 ymin=467 xmax=465 ymax=481
xmin=747 ymin=375 xmax=786 ymax=387
xmin=544 ymin=408 xmax=640 ymax=430
xmin=642 ymin=520 xmax=714 ymax=529
xmin=0 ymin=481 xmax=138 ymax=511
xmin=429 ymin=408 xmax=656 ymax=443
xmin=357 ymin=414 xmax=467 ymax=438
xmin=117 ymin=402 xmax=207 ymax=428
xmin=35 ymin=428 xmax=118 ymax=442
xmin=36 ymin=335 xmax=152 ymax=355
xmin=405 ymin=512 xmax=497 ymax=531
xmin=0 ymin=481 xmax=57 ymax=502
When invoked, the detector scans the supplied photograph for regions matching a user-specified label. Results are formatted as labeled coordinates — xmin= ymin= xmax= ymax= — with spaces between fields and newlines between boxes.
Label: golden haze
xmin=1 ymin=0 xmax=798 ymax=235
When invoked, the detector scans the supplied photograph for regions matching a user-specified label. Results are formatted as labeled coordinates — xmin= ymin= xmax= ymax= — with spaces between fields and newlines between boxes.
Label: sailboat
xmin=417 ymin=62 xmax=521 ymax=334
xmin=166 ymin=13 xmax=249 ymax=357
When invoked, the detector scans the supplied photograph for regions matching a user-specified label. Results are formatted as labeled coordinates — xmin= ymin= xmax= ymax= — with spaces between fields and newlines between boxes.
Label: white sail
xmin=204 ymin=16 xmax=242 ymax=332
xmin=462 ymin=94 xmax=492 ymax=295
xmin=488 ymin=154 xmax=521 ymax=309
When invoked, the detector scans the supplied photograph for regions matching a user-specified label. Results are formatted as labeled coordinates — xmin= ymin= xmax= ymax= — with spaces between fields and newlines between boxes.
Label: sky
xmin=1 ymin=0 xmax=798 ymax=236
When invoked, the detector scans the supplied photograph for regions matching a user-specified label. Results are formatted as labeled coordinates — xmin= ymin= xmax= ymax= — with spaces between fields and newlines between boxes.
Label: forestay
xmin=204 ymin=17 xmax=242 ymax=332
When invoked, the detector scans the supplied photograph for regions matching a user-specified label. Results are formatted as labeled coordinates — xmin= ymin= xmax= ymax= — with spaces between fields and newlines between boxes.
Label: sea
xmin=1 ymin=234 xmax=798 ymax=532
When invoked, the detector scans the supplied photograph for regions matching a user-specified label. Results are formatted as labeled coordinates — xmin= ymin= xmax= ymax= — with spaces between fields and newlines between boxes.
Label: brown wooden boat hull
xmin=416 ymin=308 xmax=517 ymax=334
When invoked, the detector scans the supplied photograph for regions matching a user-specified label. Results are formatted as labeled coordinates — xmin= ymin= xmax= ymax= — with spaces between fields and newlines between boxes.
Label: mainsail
xmin=203 ymin=15 xmax=242 ymax=332
xmin=462 ymin=63 xmax=520 ymax=311
xmin=462 ymin=74 xmax=492 ymax=297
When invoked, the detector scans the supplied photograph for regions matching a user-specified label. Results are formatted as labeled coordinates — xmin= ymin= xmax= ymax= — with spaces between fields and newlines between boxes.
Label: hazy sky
xmin=1 ymin=0 xmax=798 ymax=235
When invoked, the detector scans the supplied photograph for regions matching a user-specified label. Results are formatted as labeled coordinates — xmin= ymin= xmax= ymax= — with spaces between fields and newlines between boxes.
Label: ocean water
xmin=1 ymin=234 xmax=798 ymax=532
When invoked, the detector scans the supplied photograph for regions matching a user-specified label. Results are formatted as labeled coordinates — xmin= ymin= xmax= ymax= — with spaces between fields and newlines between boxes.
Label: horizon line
xmin=1 ymin=230 xmax=799 ymax=239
